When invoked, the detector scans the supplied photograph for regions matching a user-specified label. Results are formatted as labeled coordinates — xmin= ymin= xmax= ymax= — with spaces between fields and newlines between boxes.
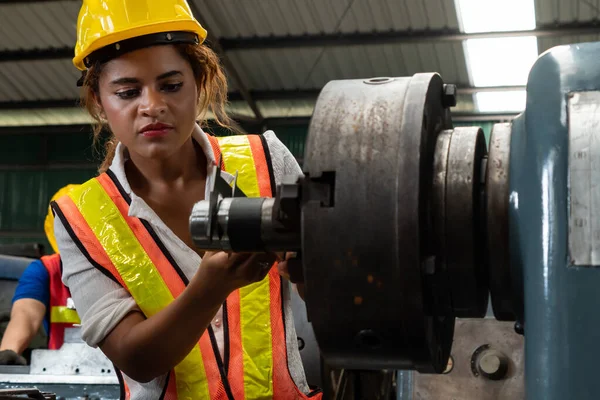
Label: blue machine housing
xmin=511 ymin=42 xmax=600 ymax=399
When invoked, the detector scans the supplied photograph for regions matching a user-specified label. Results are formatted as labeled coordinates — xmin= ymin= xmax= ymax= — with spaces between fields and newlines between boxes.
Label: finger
xmin=245 ymin=253 xmax=277 ymax=281
xmin=226 ymin=252 xmax=254 ymax=270
xmin=204 ymin=251 xmax=252 ymax=272
xmin=277 ymin=260 xmax=291 ymax=280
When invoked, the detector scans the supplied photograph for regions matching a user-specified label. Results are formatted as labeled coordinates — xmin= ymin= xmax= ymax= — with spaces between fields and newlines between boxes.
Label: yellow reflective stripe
xmin=219 ymin=135 xmax=274 ymax=398
xmin=69 ymin=181 xmax=173 ymax=316
xmin=69 ymin=180 xmax=210 ymax=399
xmin=240 ymin=274 xmax=274 ymax=398
xmin=217 ymin=136 xmax=261 ymax=197
xmin=174 ymin=349 xmax=209 ymax=400
xmin=50 ymin=306 xmax=81 ymax=324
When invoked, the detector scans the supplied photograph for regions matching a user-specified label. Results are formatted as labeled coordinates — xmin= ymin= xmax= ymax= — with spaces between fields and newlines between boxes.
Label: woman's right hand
xmin=194 ymin=251 xmax=277 ymax=298
xmin=99 ymin=251 xmax=277 ymax=383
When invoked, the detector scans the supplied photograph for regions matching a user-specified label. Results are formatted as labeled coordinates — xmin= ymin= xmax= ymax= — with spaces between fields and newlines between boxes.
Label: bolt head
xmin=442 ymin=84 xmax=457 ymax=108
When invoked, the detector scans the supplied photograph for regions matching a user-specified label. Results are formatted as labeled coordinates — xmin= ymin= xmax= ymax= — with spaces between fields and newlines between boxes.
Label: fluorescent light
xmin=465 ymin=36 xmax=538 ymax=87
xmin=455 ymin=0 xmax=536 ymax=33
xmin=475 ymin=90 xmax=526 ymax=112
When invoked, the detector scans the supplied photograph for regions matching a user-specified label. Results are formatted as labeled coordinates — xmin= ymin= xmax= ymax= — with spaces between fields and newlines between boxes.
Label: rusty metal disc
xmin=486 ymin=123 xmax=518 ymax=321
xmin=302 ymin=73 xmax=455 ymax=373
xmin=433 ymin=126 xmax=489 ymax=318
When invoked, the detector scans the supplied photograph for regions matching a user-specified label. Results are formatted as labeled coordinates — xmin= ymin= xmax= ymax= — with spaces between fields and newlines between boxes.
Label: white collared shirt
xmin=54 ymin=125 xmax=309 ymax=399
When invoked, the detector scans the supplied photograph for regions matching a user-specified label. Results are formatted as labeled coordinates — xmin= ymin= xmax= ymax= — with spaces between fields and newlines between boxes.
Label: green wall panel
xmin=269 ymin=126 xmax=307 ymax=161
xmin=46 ymin=132 xmax=98 ymax=163
xmin=0 ymin=135 xmax=44 ymax=164
xmin=0 ymin=129 xmax=99 ymax=253
xmin=0 ymin=169 xmax=97 ymax=243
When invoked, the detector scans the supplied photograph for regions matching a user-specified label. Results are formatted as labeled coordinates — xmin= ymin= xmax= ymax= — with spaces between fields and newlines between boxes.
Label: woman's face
xmin=97 ymin=45 xmax=198 ymax=160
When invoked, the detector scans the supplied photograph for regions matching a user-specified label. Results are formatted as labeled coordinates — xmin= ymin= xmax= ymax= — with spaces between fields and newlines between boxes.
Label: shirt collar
xmin=108 ymin=123 xmax=234 ymax=221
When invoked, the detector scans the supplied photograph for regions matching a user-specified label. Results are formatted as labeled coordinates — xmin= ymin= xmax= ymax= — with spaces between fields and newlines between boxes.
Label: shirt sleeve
xmin=262 ymin=130 xmax=303 ymax=185
xmin=12 ymin=260 xmax=50 ymax=308
xmin=53 ymin=215 xmax=139 ymax=348
xmin=261 ymin=131 xmax=312 ymax=393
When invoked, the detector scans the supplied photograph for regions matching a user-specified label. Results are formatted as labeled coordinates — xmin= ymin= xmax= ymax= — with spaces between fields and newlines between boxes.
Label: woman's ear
xmin=92 ymin=93 xmax=106 ymax=120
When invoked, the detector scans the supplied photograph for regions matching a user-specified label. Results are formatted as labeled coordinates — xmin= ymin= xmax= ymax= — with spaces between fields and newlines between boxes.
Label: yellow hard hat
xmin=73 ymin=0 xmax=208 ymax=71
xmin=44 ymin=185 xmax=80 ymax=254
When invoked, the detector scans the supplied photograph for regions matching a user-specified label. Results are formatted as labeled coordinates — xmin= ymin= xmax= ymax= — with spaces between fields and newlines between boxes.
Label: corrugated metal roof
xmin=0 ymin=0 xmax=561 ymax=124
xmin=0 ymin=107 xmax=92 ymax=127
xmin=257 ymin=99 xmax=315 ymax=118
xmin=535 ymin=0 xmax=600 ymax=25
xmin=225 ymin=101 xmax=255 ymax=118
xmin=228 ymin=42 xmax=470 ymax=91
xmin=0 ymin=60 xmax=79 ymax=102
xmin=0 ymin=1 xmax=78 ymax=51
xmin=193 ymin=0 xmax=459 ymax=38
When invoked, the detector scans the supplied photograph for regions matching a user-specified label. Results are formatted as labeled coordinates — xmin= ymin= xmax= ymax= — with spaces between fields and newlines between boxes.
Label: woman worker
xmin=51 ymin=1 xmax=321 ymax=399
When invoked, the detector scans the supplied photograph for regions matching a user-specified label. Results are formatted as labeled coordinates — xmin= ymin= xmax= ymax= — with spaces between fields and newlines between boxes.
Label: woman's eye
xmin=163 ymin=82 xmax=183 ymax=92
xmin=116 ymin=89 xmax=139 ymax=99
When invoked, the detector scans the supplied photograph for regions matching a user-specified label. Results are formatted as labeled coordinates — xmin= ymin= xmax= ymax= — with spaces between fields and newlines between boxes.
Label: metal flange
xmin=486 ymin=123 xmax=519 ymax=321
xmin=433 ymin=126 xmax=489 ymax=318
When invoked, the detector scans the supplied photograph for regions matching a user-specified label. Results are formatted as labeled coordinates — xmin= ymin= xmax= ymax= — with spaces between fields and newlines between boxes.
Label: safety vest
xmin=41 ymin=254 xmax=81 ymax=350
xmin=52 ymin=134 xmax=322 ymax=400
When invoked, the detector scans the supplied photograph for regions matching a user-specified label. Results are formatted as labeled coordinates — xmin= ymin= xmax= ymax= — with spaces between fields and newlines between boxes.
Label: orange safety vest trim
xmin=41 ymin=254 xmax=80 ymax=350
xmin=52 ymin=134 xmax=322 ymax=400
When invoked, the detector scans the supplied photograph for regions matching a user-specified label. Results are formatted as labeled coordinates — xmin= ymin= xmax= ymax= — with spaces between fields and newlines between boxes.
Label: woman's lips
xmin=141 ymin=127 xmax=173 ymax=137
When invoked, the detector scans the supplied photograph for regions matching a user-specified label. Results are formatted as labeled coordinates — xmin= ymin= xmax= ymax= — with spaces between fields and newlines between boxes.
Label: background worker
xmin=0 ymin=185 xmax=81 ymax=365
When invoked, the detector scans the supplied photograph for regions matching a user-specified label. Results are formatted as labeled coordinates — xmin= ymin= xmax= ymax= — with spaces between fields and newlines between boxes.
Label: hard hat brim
xmin=73 ymin=20 xmax=207 ymax=71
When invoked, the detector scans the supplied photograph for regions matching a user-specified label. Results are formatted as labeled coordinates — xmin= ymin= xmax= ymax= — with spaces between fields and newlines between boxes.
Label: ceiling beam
xmin=1 ymin=47 xmax=72 ymax=62
xmin=220 ymin=22 xmax=600 ymax=50
xmin=451 ymin=112 xmax=518 ymax=122
xmin=0 ymin=99 xmax=80 ymax=109
xmin=457 ymin=85 xmax=525 ymax=95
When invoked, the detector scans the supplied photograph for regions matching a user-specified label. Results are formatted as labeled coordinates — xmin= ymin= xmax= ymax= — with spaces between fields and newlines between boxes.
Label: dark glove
xmin=0 ymin=349 xmax=27 ymax=365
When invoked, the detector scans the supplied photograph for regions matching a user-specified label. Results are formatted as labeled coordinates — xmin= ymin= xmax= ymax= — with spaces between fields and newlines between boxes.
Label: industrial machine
xmin=190 ymin=41 xmax=600 ymax=399
xmin=1 ymin=41 xmax=598 ymax=399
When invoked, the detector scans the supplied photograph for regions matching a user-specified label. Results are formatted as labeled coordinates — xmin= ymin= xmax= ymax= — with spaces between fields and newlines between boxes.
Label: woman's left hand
xmin=276 ymin=253 xmax=305 ymax=300
xmin=275 ymin=252 xmax=294 ymax=280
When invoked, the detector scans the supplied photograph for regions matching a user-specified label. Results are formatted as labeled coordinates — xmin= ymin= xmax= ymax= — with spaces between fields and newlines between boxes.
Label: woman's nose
xmin=139 ymin=88 xmax=167 ymax=117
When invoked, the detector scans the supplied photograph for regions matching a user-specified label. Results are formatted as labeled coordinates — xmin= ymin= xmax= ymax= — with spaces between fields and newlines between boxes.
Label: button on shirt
xmin=54 ymin=125 xmax=310 ymax=399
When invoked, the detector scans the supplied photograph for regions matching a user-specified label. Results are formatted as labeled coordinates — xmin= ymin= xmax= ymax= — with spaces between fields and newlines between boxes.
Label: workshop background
xmin=0 ymin=0 xmax=596 ymax=251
